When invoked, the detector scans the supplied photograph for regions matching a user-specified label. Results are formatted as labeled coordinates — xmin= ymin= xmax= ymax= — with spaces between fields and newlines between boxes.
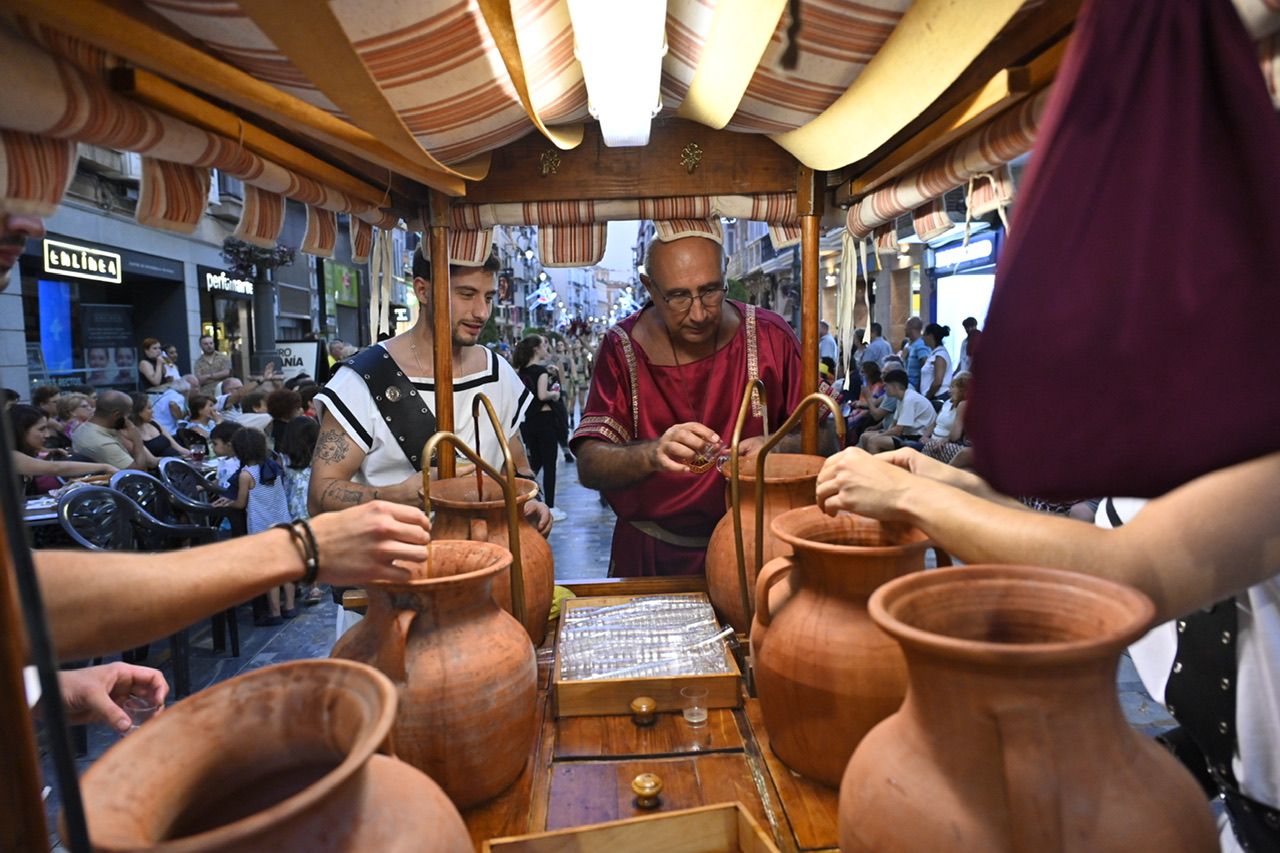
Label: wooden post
xmin=428 ymin=192 xmax=455 ymax=479
xmin=0 ymin=526 xmax=49 ymax=852
xmin=797 ymin=167 xmax=824 ymax=454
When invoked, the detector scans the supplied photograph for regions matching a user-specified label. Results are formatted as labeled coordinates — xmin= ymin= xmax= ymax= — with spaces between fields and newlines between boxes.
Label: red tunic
xmin=571 ymin=301 xmax=804 ymax=576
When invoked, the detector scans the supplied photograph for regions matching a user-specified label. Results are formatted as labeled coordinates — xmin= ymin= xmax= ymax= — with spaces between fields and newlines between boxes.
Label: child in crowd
xmin=277 ymin=415 xmax=323 ymax=605
xmin=207 ymin=420 xmax=243 ymax=495
xmin=216 ymin=427 xmax=295 ymax=625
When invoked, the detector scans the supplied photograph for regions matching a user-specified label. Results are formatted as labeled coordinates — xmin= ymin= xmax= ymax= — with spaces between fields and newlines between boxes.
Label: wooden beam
xmin=110 ymin=68 xmax=389 ymax=209
xmin=840 ymin=38 xmax=1068 ymax=203
xmin=5 ymin=0 xmax=468 ymax=195
xmin=463 ymin=119 xmax=799 ymax=205
xmin=797 ymin=167 xmax=823 ymax=455
xmin=428 ymin=192 xmax=455 ymax=478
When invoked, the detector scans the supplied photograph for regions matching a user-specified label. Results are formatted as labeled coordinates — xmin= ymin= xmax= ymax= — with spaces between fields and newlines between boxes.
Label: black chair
xmin=57 ymin=486 xmax=219 ymax=697
xmin=157 ymin=457 xmax=245 ymax=535
xmin=110 ymin=470 xmax=240 ymax=657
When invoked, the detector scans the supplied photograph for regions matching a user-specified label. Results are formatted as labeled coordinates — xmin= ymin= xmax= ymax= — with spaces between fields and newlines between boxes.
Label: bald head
xmin=643 ymin=235 xmax=723 ymax=286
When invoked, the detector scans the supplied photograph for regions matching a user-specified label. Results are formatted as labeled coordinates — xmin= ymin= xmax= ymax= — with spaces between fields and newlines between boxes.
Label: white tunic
xmin=1100 ymin=497 xmax=1280 ymax=853
xmin=316 ymin=343 xmax=532 ymax=487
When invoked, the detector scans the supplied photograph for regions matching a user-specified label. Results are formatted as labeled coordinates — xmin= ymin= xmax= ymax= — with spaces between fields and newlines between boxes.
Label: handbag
xmin=968 ymin=0 xmax=1280 ymax=497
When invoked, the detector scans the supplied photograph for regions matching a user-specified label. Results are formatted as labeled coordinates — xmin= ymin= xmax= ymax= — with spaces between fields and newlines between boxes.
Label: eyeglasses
xmin=656 ymin=283 xmax=728 ymax=314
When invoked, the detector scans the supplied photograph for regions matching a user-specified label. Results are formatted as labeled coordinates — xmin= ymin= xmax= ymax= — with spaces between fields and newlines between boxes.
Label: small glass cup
xmin=121 ymin=694 xmax=160 ymax=733
xmin=190 ymin=446 xmax=206 ymax=463
xmin=680 ymin=685 xmax=709 ymax=727
xmin=686 ymin=441 xmax=725 ymax=475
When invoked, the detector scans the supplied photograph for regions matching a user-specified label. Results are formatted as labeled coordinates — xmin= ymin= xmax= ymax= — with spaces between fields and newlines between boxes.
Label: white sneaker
xmin=549 ymin=506 xmax=567 ymax=522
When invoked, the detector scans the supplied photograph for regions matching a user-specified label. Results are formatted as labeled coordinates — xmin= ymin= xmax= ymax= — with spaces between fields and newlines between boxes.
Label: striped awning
xmin=0 ymin=130 xmax=78 ymax=217
xmin=136 ymin=157 xmax=209 ymax=234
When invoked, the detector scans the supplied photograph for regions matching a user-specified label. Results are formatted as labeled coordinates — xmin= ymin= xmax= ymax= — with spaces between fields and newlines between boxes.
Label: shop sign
xmin=43 ymin=239 xmax=122 ymax=284
xmin=199 ymin=265 xmax=254 ymax=297
xmin=275 ymin=341 xmax=320 ymax=383
xmin=392 ymin=306 xmax=411 ymax=324
xmin=932 ymin=230 xmax=999 ymax=272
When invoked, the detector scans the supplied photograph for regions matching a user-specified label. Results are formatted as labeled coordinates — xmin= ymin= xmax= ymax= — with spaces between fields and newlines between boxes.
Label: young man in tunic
xmin=309 ymin=246 xmax=551 ymax=532
xmin=572 ymin=233 xmax=804 ymax=577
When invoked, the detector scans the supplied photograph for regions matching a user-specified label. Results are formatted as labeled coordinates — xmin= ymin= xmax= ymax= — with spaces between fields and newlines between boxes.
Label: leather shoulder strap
xmin=343 ymin=347 xmax=436 ymax=472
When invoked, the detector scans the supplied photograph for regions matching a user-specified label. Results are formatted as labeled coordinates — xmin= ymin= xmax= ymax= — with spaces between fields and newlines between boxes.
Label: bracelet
xmin=274 ymin=521 xmax=320 ymax=585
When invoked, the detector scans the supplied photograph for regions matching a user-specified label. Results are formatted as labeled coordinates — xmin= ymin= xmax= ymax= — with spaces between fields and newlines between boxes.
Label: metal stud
xmin=385 ymin=415 xmax=392 ymax=422
xmin=1221 ymin=677 xmax=1231 ymax=691
xmin=411 ymin=455 xmax=418 ymax=462
xmin=1218 ymin=721 xmax=1229 ymax=734
xmin=1265 ymin=813 xmax=1279 ymax=829
xmin=364 ymin=373 xmax=372 ymax=380
xmin=1172 ymin=662 xmax=1183 ymax=674
xmin=1167 ymin=703 xmax=1177 ymax=716
xmin=1177 ymin=620 xmax=1186 ymax=633
xmin=1221 ymin=630 xmax=1232 ymax=644
xmin=1218 ymin=763 xmax=1230 ymax=778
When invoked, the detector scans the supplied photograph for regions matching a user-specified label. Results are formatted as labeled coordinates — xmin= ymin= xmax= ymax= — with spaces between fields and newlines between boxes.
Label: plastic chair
xmin=110 ymin=471 xmax=240 ymax=657
xmin=57 ymin=486 xmax=214 ymax=696
xmin=157 ymin=457 xmax=245 ymax=535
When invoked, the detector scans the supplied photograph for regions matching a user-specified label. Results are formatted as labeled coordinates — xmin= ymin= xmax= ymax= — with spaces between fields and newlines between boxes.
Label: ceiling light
xmin=568 ymin=0 xmax=667 ymax=147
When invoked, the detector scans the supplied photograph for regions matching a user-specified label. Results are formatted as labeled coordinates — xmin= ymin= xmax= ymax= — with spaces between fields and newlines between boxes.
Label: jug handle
xmin=754 ymin=556 xmax=794 ymax=628
xmin=377 ymin=609 xmax=416 ymax=685
xmin=993 ymin=702 xmax=1062 ymax=852
xmin=469 ymin=516 xmax=488 ymax=542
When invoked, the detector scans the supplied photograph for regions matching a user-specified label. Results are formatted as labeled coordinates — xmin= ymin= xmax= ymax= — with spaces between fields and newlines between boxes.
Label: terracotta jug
xmin=705 ymin=453 xmax=825 ymax=632
xmin=750 ymin=505 xmax=930 ymax=787
xmin=840 ymin=565 xmax=1218 ymax=852
xmin=430 ymin=473 xmax=554 ymax=644
xmin=332 ymin=539 xmax=538 ymax=809
xmin=79 ymin=659 xmax=471 ymax=852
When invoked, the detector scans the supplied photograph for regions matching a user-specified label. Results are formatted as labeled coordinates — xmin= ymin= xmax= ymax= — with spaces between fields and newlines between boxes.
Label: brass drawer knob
xmin=631 ymin=772 xmax=663 ymax=809
xmin=630 ymin=696 xmax=657 ymax=726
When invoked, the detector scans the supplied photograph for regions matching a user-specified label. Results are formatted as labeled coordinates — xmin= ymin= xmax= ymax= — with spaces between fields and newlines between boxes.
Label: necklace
xmin=664 ymin=318 xmax=723 ymax=473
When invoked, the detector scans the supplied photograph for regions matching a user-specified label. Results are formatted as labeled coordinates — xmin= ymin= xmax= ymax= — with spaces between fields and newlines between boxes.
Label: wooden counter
xmin=458 ymin=621 xmax=842 ymax=852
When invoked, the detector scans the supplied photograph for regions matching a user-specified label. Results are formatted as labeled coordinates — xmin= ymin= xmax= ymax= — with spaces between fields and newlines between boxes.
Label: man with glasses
xmin=572 ymin=232 xmax=803 ymax=578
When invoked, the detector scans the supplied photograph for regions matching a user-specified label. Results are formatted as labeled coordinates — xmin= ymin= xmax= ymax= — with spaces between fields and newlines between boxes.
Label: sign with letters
xmin=275 ymin=341 xmax=320 ymax=383
xmin=43 ymin=239 xmax=122 ymax=284
xmin=198 ymin=265 xmax=254 ymax=298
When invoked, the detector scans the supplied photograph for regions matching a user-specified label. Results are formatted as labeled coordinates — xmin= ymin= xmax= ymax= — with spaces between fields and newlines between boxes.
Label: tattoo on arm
xmin=321 ymin=479 xmax=368 ymax=507
xmin=313 ymin=428 xmax=351 ymax=464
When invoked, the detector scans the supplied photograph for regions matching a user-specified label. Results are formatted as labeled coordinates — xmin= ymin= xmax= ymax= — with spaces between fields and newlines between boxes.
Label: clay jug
xmin=705 ymin=453 xmax=825 ymax=632
xmin=80 ymin=659 xmax=471 ymax=852
xmin=430 ymin=473 xmax=554 ymax=644
xmin=332 ymin=539 xmax=537 ymax=809
xmin=750 ymin=505 xmax=930 ymax=787
xmin=840 ymin=565 xmax=1218 ymax=852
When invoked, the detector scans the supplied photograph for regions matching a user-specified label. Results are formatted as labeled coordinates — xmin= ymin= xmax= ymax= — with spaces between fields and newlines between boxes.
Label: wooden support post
xmin=428 ymin=192 xmax=455 ymax=479
xmin=0 ymin=523 xmax=48 ymax=852
xmin=797 ymin=167 xmax=824 ymax=454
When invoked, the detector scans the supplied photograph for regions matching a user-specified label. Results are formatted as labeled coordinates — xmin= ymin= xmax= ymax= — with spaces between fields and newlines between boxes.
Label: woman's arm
xmin=11 ymin=451 xmax=115 ymax=478
xmin=947 ymin=400 xmax=967 ymax=443
xmin=536 ymin=371 xmax=559 ymax=402
xmin=924 ymin=357 xmax=943 ymax=399
xmin=138 ymin=359 xmax=163 ymax=387
xmin=159 ymin=424 xmax=191 ymax=457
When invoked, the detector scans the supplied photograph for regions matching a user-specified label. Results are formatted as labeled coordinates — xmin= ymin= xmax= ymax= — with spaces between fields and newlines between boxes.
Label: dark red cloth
xmin=572 ymin=301 xmax=804 ymax=576
xmin=968 ymin=0 xmax=1280 ymax=498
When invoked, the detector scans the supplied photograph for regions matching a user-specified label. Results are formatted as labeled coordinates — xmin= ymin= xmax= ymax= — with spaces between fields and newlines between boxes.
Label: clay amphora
xmin=750 ymin=505 xmax=930 ymax=787
xmin=705 ymin=453 xmax=825 ymax=632
xmin=332 ymin=539 xmax=537 ymax=809
xmin=80 ymin=659 xmax=471 ymax=852
xmin=430 ymin=473 xmax=554 ymax=644
xmin=840 ymin=565 xmax=1218 ymax=852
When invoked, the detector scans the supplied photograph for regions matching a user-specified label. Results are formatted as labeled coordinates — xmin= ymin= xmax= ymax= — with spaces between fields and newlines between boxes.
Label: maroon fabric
xmin=968 ymin=0 xmax=1280 ymax=498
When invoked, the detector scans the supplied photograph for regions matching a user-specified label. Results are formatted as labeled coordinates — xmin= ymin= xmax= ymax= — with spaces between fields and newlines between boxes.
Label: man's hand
xmin=524 ymin=498 xmax=552 ymax=535
xmin=737 ymin=435 xmax=767 ymax=460
xmin=816 ymin=447 xmax=918 ymax=522
xmin=57 ymin=662 xmax=168 ymax=733
xmin=310 ymin=501 xmax=432 ymax=584
xmin=652 ymin=422 xmax=720 ymax=473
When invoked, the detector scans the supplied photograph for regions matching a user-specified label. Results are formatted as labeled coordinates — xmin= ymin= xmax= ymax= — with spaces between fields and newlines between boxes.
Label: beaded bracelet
xmin=274 ymin=521 xmax=319 ymax=585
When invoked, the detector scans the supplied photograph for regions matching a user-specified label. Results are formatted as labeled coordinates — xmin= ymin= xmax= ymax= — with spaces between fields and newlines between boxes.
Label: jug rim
xmin=868 ymin=564 xmax=1156 ymax=665
xmin=718 ymin=452 xmax=826 ymax=484
xmin=770 ymin=504 xmax=933 ymax=555
xmin=81 ymin=659 xmax=397 ymax=851
xmin=367 ymin=538 xmax=513 ymax=589
xmin=429 ymin=473 xmax=538 ymax=510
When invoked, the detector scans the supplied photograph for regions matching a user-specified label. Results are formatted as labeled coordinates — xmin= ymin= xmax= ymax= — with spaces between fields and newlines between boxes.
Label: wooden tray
xmin=553 ymin=593 xmax=742 ymax=718
xmin=482 ymin=802 xmax=779 ymax=852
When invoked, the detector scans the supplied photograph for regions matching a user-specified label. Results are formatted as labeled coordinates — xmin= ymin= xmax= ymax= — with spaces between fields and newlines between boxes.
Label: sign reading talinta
xmin=43 ymin=239 xmax=122 ymax=284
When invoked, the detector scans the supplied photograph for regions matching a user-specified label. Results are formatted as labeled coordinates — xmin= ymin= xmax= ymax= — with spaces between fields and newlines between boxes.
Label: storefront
xmin=197 ymin=264 xmax=255 ymax=383
xmin=323 ymin=260 xmax=363 ymax=346
xmin=928 ymin=228 xmax=1002 ymax=366
xmin=20 ymin=234 xmax=188 ymax=390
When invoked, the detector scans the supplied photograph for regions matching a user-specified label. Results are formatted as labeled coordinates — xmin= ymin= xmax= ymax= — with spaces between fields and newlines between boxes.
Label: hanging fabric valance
xmin=767 ymin=224 xmax=801 ymax=250
xmin=846 ymin=89 xmax=1047 ymax=239
xmin=911 ymin=198 xmax=957 ymax=242
xmin=302 ymin=206 xmax=338 ymax=258
xmin=448 ymin=229 xmax=494 ymax=267
xmin=539 ymin=224 xmax=609 ymax=267
xmin=449 ymin=193 xmax=799 ymax=230
xmin=0 ymin=130 xmax=78 ymax=216
xmin=232 ymin=186 xmax=286 ymax=249
xmin=0 ymin=26 xmax=393 ymax=235
xmin=136 ymin=157 xmax=209 ymax=234
xmin=350 ymin=217 xmax=374 ymax=266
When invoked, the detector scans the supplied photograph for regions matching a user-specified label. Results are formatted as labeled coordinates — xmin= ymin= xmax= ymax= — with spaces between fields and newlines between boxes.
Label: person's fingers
xmin=79 ymin=679 xmax=133 ymax=733
xmin=374 ymin=503 xmax=432 ymax=541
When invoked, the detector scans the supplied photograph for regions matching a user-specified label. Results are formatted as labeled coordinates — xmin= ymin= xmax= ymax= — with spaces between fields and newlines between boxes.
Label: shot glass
xmin=121 ymin=694 xmax=160 ymax=733
xmin=680 ymin=685 xmax=709 ymax=727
